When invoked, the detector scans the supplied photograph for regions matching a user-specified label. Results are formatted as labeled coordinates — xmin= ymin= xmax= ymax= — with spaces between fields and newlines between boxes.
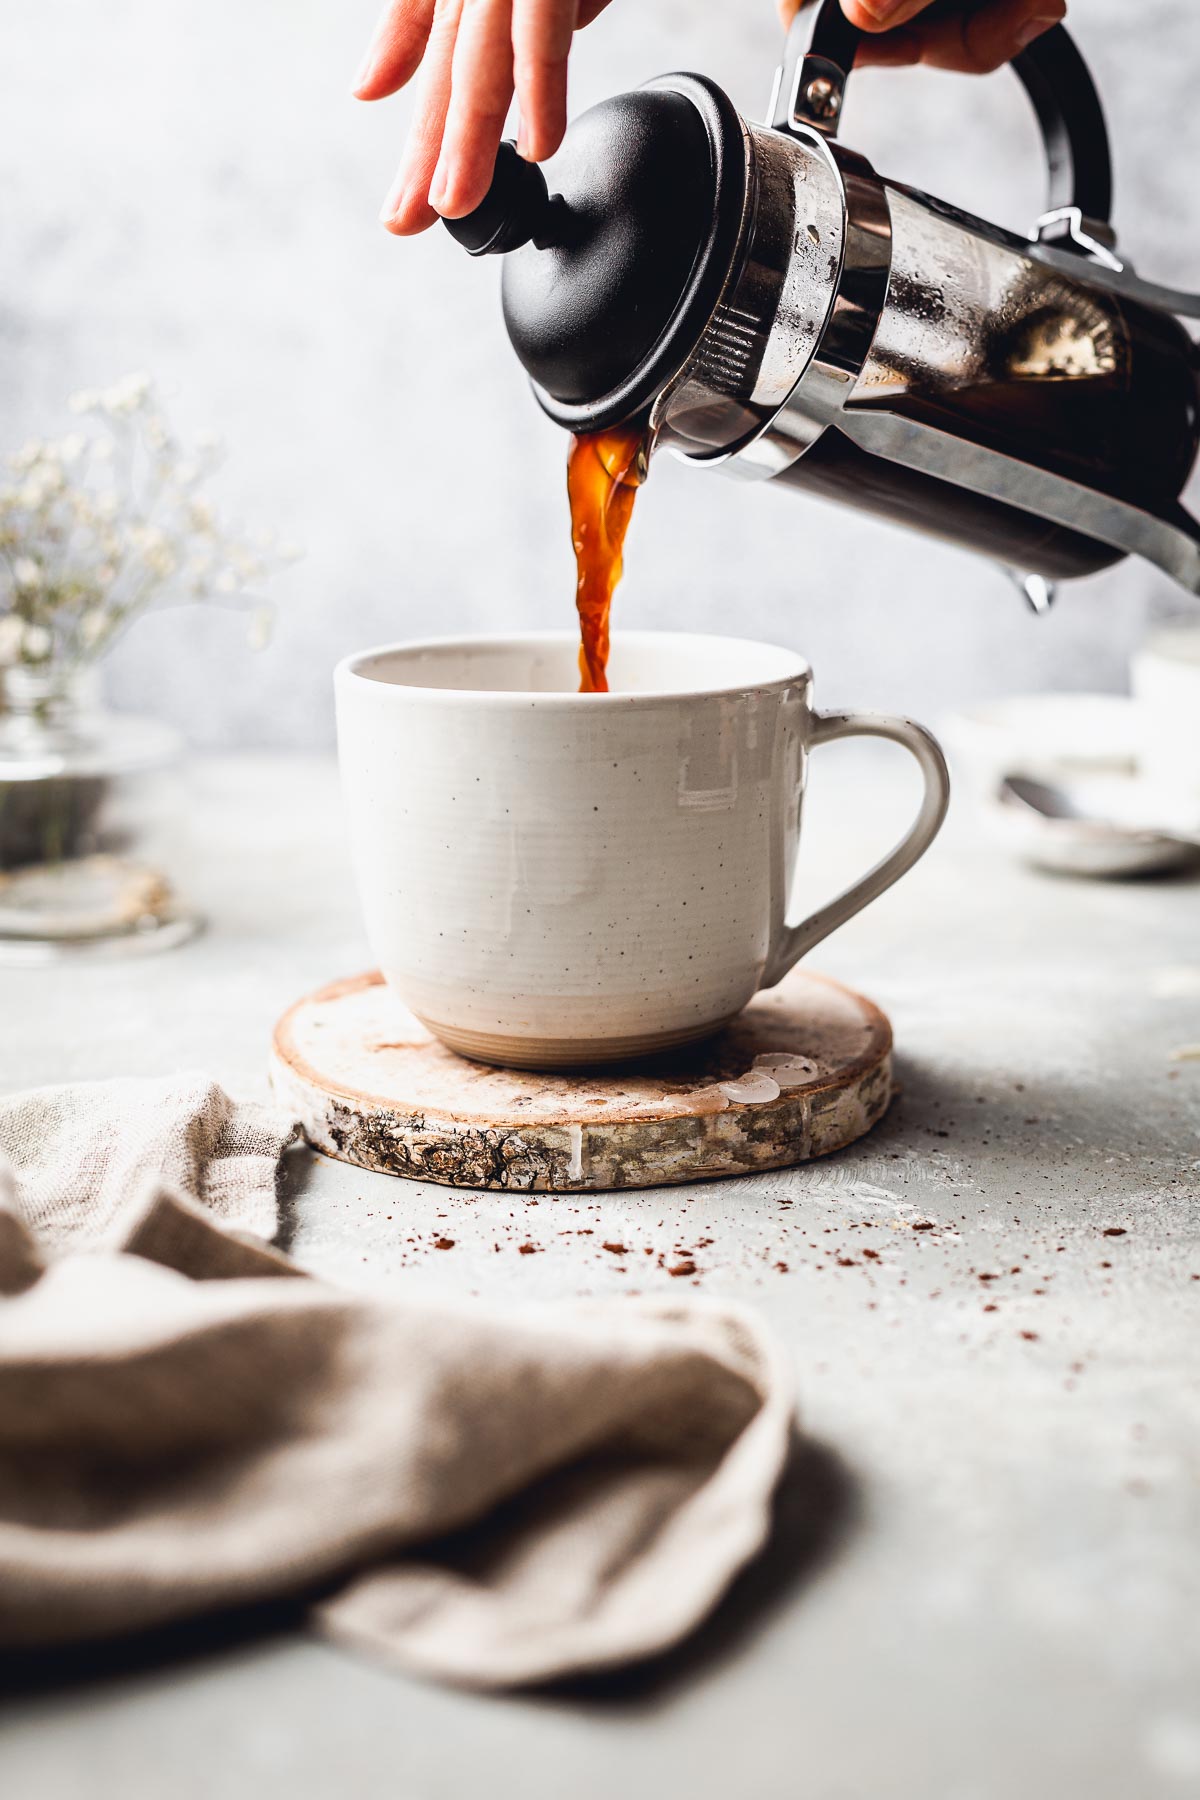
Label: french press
xmin=445 ymin=0 xmax=1200 ymax=603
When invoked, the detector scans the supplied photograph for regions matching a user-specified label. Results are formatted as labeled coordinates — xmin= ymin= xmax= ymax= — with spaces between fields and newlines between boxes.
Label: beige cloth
xmin=0 ymin=1077 xmax=795 ymax=1689
xmin=0 ymin=1072 xmax=292 ymax=1250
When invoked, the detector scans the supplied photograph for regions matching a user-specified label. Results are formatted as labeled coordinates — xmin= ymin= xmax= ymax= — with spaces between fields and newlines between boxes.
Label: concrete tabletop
xmin=2 ymin=750 xmax=1197 ymax=1799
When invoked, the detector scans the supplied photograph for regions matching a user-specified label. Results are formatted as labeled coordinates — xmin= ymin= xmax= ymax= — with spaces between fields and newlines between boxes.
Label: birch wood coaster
xmin=271 ymin=970 xmax=892 ymax=1193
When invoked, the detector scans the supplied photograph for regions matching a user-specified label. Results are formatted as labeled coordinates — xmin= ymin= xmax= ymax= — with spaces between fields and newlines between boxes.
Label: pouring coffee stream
xmin=567 ymin=426 xmax=648 ymax=693
xmin=444 ymin=0 xmax=1200 ymax=667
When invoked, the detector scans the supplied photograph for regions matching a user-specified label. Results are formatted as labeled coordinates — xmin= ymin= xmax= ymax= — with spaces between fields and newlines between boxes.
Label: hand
xmin=355 ymin=0 xmax=615 ymax=236
xmin=782 ymin=0 xmax=1066 ymax=72
xmin=357 ymin=0 xmax=1068 ymax=241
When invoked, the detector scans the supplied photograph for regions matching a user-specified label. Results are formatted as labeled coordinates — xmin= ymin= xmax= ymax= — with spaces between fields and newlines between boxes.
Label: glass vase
xmin=0 ymin=663 xmax=199 ymax=961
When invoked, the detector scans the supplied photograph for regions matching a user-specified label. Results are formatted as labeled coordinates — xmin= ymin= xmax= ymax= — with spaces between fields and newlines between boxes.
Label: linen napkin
xmin=0 ymin=1076 xmax=795 ymax=1689
xmin=0 ymin=1072 xmax=290 ymax=1250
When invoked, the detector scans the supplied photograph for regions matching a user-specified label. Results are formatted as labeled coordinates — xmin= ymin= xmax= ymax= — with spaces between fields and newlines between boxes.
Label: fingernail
xmin=379 ymin=172 xmax=408 ymax=224
xmin=352 ymin=47 xmax=377 ymax=92
xmin=1014 ymin=15 xmax=1060 ymax=49
xmin=428 ymin=162 xmax=450 ymax=212
xmin=516 ymin=122 xmax=530 ymax=159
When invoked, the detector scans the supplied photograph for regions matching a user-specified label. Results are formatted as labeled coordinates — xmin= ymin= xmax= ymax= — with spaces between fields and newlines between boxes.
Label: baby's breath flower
xmin=101 ymin=372 xmax=153 ymax=415
xmin=21 ymin=624 xmax=52 ymax=661
xmin=21 ymin=461 xmax=67 ymax=509
xmin=228 ymin=545 xmax=263 ymax=579
xmin=1 ymin=374 xmax=297 ymax=675
xmin=11 ymin=441 xmax=45 ymax=471
xmin=79 ymin=609 xmax=108 ymax=648
xmin=0 ymin=615 xmax=24 ymax=663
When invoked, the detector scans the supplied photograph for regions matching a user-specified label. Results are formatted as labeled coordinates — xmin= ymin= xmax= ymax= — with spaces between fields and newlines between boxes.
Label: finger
xmin=782 ymin=0 xmax=1064 ymax=74
xmin=354 ymin=0 xmax=437 ymax=99
xmin=774 ymin=0 xmax=953 ymax=68
xmin=576 ymin=0 xmax=612 ymax=23
xmin=380 ymin=0 xmax=464 ymax=233
xmin=905 ymin=0 xmax=1066 ymax=73
xmin=431 ymin=0 xmax=516 ymax=217
xmin=512 ymin=0 xmax=577 ymax=162
xmin=852 ymin=26 xmax=924 ymax=64
xmin=841 ymin=0 xmax=947 ymax=31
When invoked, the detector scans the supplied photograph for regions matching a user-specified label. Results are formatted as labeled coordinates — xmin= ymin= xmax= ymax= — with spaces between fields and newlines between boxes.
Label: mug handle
xmin=762 ymin=710 xmax=951 ymax=989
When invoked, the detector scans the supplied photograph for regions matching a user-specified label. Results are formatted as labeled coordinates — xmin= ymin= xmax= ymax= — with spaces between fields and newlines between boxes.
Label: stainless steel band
xmin=726 ymin=127 xmax=890 ymax=482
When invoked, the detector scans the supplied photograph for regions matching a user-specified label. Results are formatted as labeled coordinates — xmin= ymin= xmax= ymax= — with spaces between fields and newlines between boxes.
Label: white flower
xmin=0 ymin=614 xmax=24 ymax=662
xmin=101 ymin=372 xmax=153 ymax=415
xmin=125 ymin=522 xmax=176 ymax=579
xmin=228 ymin=545 xmax=263 ymax=580
xmin=18 ymin=465 xmax=64 ymax=508
xmin=3 ymin=374 xmax=293 ymax=668
xmin=11 ymin=440 xmax=47 ymax=472
xmin=21 ymin=624 xmax=52 ymax=660
xmin=79 ymin=608 xmax=108 ymax=647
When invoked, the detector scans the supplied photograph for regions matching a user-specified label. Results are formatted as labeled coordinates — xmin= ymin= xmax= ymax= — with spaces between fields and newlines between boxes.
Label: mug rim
xmin=335 ymin=630 xmax=813 ymax=707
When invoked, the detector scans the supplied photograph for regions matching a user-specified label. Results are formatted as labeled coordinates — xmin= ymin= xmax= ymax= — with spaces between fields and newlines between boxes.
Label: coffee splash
xmin=567 ymin=425 xmax=648 ymax=693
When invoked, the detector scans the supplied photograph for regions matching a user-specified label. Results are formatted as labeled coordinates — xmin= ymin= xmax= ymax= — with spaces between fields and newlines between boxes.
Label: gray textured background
xmin=2 ymin=0 xmax=1197 ymax=747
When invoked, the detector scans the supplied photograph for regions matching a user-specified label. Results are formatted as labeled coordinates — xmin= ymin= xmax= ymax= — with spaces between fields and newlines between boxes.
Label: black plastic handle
xmin=774 ymin=0 xmax=1113 ymax=225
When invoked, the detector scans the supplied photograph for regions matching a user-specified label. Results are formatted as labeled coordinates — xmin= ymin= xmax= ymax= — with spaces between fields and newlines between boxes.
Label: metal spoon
xmin=997 ymin=772 xmax=1200 ymax=877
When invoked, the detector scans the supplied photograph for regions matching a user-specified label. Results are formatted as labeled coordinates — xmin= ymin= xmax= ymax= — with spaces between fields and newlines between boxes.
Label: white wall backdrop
xmin=2 ymin=0 xmax=1197 ymax=746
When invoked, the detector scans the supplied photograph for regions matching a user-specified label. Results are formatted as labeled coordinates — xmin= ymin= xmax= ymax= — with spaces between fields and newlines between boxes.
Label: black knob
xmin=442 ymin=142 xmax=560 ymax=256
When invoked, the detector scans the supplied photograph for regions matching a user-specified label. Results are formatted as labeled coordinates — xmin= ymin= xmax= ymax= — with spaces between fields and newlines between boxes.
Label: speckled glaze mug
xmin=335 ymin=632 xmax=949 ymax=1069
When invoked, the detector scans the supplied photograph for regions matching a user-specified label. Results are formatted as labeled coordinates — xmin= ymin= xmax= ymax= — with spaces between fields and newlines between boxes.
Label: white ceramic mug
xmin=335 ymin=632 xmax=950 ymax=1069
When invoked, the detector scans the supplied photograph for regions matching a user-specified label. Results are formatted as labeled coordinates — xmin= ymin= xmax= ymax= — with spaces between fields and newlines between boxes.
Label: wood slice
xmin=270 ymin=970 xmax=892 ymax=1193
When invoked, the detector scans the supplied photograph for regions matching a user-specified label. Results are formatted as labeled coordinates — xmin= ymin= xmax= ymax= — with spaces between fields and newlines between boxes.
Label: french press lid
xmin=444 ymin=75 xmax=748 ymax=431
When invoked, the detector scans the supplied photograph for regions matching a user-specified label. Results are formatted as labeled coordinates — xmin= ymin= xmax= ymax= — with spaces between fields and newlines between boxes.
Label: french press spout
xmin=445 ymin=0 xmax=1200 ymax=602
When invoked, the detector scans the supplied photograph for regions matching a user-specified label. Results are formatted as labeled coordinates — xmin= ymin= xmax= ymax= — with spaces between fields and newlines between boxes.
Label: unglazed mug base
xmin=417 ymin=1011 xmax=737 ymax=1070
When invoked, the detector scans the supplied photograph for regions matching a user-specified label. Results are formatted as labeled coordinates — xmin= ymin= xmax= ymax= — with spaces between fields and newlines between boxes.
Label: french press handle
xmin=771 ymin=0 xmax=1114 ymax=229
